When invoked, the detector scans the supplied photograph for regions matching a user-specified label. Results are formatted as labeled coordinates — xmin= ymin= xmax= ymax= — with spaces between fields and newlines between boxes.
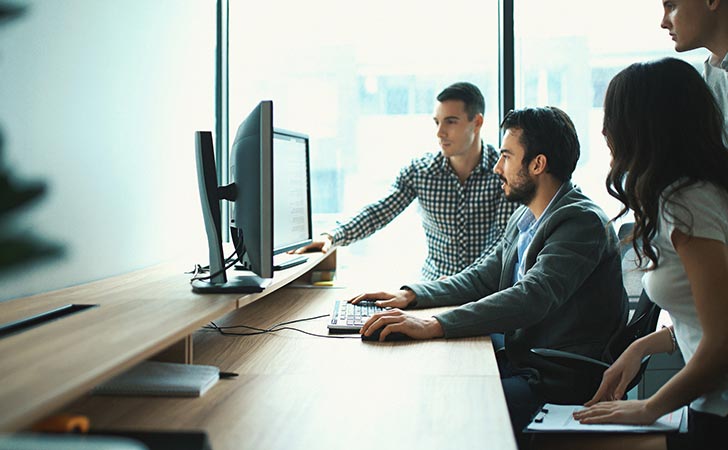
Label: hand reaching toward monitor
xmin=289 ymin=233 xmax=333 ymax=254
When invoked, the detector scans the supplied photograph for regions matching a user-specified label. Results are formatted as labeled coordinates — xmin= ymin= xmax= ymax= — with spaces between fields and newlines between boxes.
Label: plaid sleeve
xmin=328 ymin=163 xmax=418 ymax=246
xmin=464 ymin=195 xmax=519 ymax=269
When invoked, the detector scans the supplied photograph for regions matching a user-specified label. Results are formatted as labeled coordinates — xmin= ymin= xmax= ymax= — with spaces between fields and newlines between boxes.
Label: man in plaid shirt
xmin=294 ymin=82 xmax=517 ymax=280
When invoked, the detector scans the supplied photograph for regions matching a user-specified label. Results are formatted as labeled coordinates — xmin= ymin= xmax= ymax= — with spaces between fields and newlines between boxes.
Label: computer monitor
xmin=227 ymin=99 xmax=274 ymax=286
xmin=191 ymin=100 xmax=312 ymax=293
xmin=270 ymin=128 xmax=313 ymax=255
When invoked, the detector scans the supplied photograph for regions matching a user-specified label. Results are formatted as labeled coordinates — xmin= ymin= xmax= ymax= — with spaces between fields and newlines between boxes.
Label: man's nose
xmin=660 ymin=14 xmax=669 ymax=30
xmin=493 ymin=158 xmax=503 ymax=174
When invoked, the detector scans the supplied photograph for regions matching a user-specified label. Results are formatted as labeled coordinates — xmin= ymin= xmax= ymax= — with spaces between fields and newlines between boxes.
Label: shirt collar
xmin=516 ymin=182 xmax=567 ymax=233
xmin=708 ymin=51 xmax=728 ymax=71
xmin=544 ymin=182 xmax=568 ymax=216
xmin=439 ymin=142 xmax=487 ymax=175
xmin=516 ymin=208 xmax=537 ymax=234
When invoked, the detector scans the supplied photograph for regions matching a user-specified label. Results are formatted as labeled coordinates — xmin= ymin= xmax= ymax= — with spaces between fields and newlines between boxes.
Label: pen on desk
xmin=219 ymin=371 xmax=239 ymax=379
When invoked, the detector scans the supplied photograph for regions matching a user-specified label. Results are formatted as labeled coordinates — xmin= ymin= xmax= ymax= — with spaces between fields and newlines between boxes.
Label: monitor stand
xmin=191 ymin=276 xmax=272 ymax=294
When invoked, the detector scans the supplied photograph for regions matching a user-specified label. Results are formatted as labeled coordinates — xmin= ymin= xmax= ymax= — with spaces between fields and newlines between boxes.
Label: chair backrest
xmin=605 ymin=289 xmax=661 ymax=364
xmin=618 ymin=221 xmax=646 ymax=308
xmin=618 ymin=222 xmax=635 ymax=260
xmin=598 ymin=222 xmax=662 ymax=393
xmin=606 ymin=221 xmax=661 ymax=366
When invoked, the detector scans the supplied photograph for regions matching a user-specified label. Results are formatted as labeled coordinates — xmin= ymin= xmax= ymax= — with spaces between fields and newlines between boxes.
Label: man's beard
xmin=501 ymin=168 xmax=537 ymax=205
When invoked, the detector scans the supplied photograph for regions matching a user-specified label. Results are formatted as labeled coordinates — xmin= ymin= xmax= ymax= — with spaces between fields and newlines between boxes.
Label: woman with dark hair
xmin=572 ymin=57 xmax=728 ymax=449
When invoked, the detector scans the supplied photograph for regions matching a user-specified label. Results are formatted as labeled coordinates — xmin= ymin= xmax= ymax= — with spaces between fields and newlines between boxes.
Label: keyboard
xmin=327 ymin=300 xmax=384 ymax=333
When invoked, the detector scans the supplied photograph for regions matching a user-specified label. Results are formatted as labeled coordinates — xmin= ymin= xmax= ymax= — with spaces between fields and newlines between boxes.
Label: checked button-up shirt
xmin=329 ymin=144 xmax=518 ymax=280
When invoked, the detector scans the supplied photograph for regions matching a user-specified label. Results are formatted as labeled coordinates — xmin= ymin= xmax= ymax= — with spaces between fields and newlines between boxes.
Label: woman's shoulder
xmin=661 ymin=179 xmax=728 ymax=241
xmin=663 ymin=179 xmax=728 ymax=209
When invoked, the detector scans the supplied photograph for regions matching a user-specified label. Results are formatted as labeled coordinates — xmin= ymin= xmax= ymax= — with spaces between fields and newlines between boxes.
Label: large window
xmin=228 ymin=0 xmax=500 ymax=283
xmin=514 ymin=0 xmax=705 ymax=219
xmin=225 ymin=1 xmax=710 ymax=283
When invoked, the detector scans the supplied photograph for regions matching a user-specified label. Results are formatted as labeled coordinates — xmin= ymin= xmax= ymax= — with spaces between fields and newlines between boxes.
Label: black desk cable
xmin=187 ymin=237 xmax=247 ymax=283
xmin=203 ymin=313 xmax=360 ymax=339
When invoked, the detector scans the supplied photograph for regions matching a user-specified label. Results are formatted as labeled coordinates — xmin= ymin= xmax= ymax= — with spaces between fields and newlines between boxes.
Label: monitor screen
xmin=272 ymin=129 xmax=312 ymax=254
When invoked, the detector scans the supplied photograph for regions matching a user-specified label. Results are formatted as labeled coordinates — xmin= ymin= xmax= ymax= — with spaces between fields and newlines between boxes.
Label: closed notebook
xmin=92 ymin=361 xmax=219 ymax=397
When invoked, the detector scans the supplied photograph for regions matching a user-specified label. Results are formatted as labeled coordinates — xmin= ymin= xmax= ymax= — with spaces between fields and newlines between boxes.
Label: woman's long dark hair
xmin=604 ymin=57 xmax=728 ymax=269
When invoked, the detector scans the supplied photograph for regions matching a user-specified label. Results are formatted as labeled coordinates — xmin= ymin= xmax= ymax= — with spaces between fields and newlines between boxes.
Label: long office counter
xmin=0 ymin=251 xmax=335 ymax=432
xmin=0 ymin=250 xmax=517 ymax=449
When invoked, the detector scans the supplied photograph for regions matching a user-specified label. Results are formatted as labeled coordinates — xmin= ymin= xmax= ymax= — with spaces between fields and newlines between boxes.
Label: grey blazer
xmin=407 ymin=182 xmax=628 ymax=402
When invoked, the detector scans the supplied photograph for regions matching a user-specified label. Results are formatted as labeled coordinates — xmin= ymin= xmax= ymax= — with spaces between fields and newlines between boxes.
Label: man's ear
xmin=707 ymin=0 xmax=721 ymax=12
xmin=473 ymin=113 xmax=484 ymax=132
xmin=529 ymin=154 xmax=548 ymax=175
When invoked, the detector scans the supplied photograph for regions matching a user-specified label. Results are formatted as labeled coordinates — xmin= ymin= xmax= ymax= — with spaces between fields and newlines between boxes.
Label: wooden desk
xmin=0 ymin=251 xmax=517 ymax=449
xmin=68 ymin=286 xmax=516 ymax=450
xmin=0 ymin=251 xmax=334 ymax=432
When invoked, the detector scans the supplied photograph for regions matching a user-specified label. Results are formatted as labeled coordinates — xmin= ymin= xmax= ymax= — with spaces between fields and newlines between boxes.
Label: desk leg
xmin=316 ymin=250 xmax=337 ymax=271
xmin=296 ymin=249 xmax=337 ymax=284
xmin=150 ymin=335 xmax=193 ymax=364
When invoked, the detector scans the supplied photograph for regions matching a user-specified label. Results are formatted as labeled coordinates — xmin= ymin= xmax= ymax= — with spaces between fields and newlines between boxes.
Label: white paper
xmin=526 ymin=403 xmax=686 ymax=433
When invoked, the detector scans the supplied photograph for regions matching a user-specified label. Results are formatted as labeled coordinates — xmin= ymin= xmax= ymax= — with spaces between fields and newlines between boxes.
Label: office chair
xmin=530 ymin=289 xmax=660 ymax=395
xmin=618 ymin=221 xmax=645 ymax=308
xmin=618 ymin=221 xmax=635 ymax=259
xmin=529 ymin=222 xmax=662 ymax=398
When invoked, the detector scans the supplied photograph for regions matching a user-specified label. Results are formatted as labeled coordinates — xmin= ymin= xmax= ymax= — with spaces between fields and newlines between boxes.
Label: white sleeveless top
xmin=643 ymin=181 xmax=728 ymax=416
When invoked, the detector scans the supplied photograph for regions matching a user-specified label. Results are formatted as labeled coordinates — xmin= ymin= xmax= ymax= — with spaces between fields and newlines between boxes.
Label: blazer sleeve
xmin=423 ymin=203 xmax=611 ymax=338
xmin=403 ymin=207 xmax=527 ymax=308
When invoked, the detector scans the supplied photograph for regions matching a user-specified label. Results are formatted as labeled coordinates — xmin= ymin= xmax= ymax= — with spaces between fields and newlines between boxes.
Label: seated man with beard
xmin=351 ymin=106 xmax=627 ymax=447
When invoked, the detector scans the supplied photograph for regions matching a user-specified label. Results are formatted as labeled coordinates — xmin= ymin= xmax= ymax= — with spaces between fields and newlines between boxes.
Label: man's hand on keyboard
xmin=359 ymin=308 xmax=444 ymax=341
xmin=349 ymin=289 xmax=415 ymax=309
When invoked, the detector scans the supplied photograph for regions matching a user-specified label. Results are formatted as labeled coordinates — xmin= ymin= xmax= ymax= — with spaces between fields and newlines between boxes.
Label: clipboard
xmin=524 ymin=403 xmax=688 ymax=433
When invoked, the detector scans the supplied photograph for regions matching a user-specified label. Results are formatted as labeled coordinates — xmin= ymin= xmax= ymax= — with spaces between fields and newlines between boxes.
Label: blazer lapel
xmin=500 ymin=212 xmax=523 ymax=289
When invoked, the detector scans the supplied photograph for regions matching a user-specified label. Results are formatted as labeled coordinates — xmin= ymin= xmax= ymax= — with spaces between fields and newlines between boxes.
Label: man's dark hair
xmin=437 ymin=82 xmax=485 ymax=120
xmin=499 ymin=106 xmax=580 ymax=182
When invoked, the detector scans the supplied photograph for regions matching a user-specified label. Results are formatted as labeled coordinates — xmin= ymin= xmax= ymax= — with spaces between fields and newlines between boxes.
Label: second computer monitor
xmin=272 ymin=129 xmax=312 ymax=255
xmin=228 ymin=100 xmax=313 ymax=280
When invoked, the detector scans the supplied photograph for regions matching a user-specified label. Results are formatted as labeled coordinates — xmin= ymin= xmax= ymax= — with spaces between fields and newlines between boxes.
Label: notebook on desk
xmin=92 ymin=361 xmax=219 ymax=397
xmin=327 ymin=300 xmax=385 ymax=333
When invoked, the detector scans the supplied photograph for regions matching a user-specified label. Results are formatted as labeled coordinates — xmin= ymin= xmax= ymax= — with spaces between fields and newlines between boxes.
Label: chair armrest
xmin=530 ymin=348 xmax=610 ymax=369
